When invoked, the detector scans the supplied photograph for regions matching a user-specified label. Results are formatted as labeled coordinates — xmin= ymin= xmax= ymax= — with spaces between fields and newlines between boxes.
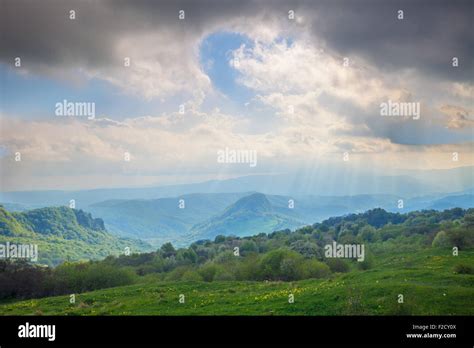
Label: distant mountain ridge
xmin=427 ymin=194 xmax=474 ymax=210
xmin=1 ymin=166 xmax=472 ymax=209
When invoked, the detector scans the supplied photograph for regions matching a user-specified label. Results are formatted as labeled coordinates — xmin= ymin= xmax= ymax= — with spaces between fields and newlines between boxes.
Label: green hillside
xmin=1 ymin=208 xmax=473 ymax=315
xmin=0 ymin=206 xmax=152 ymax=265
xmin=1 ymin=248 xmax=472 ymax=315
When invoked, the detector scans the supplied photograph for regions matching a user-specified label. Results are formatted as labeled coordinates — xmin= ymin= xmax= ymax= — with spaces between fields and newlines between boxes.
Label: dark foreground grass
xmin=1 ymin=248 xmax=473 ymax=315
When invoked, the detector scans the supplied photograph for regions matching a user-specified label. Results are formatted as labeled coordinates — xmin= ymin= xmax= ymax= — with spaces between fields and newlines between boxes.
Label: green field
xmin=1 ymin=248 xmax=473 ymax=316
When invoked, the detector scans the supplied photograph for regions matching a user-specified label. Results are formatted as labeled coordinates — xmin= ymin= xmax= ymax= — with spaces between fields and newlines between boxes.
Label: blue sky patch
xmin=200 ymin=31 xmax=255 ymax=105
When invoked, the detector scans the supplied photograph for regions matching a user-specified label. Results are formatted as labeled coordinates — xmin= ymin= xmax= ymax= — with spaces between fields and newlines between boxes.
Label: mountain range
xmin=1 ymin=166 xmax=472 ymax=209
xmin=70 ymin=190 xmax=474 ymax=246
xmin=0 ymin=186 xmax=472 ymax=262
xmin=0 ymin=166 xmax=472 ymax=248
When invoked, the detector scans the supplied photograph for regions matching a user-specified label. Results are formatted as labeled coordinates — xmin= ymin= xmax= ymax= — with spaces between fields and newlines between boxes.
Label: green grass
xmin=1 ymin=248 xmax=473 ymax=316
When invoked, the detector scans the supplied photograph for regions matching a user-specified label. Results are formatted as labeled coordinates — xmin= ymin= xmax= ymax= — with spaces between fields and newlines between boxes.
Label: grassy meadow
xmin=1 ymin=248 xmax=472 ymax=316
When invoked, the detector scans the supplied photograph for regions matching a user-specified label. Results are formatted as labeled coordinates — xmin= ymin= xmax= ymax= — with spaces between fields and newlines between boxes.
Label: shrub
xmin=0 ymin=260 xmax=53 ymax=299
xmin=325 ymin=258 xmax=350 ymax=273
xmin=446 ymin=228 xmax=474 ymax=249
xmin=301 ymin=259 xmax=331 ymax=279
xmin=358 ymin=225 xmax=377 ymax=242
xmin=454 ymin=263 xmax=474 ymax=275
xmin=214 ymin=251 xmax=235 ymax=264
xmin=181 ymin=270 xmax=203 ymax=281
xmin=280 ymin=257 xmax=304 ymax=281
xmin=198 ymin=263 xmax=222 ymax=282
xmin=214 ymin=269 xmax=235 ymax=281
xmin=432 ymin=231 xmax=449 ymax=248
xmin=357 ymin=252 xmax=375 ymax=270
xmin=235 ymin=254 xmax=261 ymax=280
xmin=165 ymin=266 xmax=192 ymax=281
xmin=54 ymin=262 xmax=136 ymax=293
xmin=259 ymin=249 xmax=304 ymax=281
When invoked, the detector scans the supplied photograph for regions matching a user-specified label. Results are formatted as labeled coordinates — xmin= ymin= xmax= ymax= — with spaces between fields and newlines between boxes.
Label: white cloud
xmin=451 ymin=82 xmax=474 ymax=99
xmin=1 ymin=5 xmax=473 ymax=190
xmin=232 ymin=39 xmax=406 ymax=111
xmin=440 ymin=105 xmax=474 ymax=130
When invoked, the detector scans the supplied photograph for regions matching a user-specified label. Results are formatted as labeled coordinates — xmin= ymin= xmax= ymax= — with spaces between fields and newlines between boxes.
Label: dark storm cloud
xmin=0 ymin=0 xmax=261 ymax=72
xmin=305 ymin=0 xmax=473 ymax=82
xmin=0 ymin=0 xmax=472 ymax=81
xmin=1 ymin=1 xmax=117 ymax=69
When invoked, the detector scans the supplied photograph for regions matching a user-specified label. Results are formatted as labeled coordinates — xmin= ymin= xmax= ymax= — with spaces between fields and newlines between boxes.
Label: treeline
xmin=110 ymin=246 xmax=353 ymax=282
xmin=0 ymin=260 xmax=136 ymax=300
xmin=1 ymin=208 xmax=473 ymax=300
xmin=102 ymin=208 xmax=472 ymax=281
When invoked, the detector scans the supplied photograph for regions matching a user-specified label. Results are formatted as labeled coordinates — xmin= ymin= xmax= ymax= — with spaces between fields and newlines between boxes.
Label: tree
xmin=289 ymin=240 xmax=321 ymax=258
xmin=160 ymin=242 xmax=176 ymax=258
xmin=214 ymin=235 xmax=226 ymax=243
xmin=176 ymin=248 xmax=198 ymax=264
xmin=259 ymin=249 xmax=303 ymax=281
xmin=463 ymin=212 xmax=474 ymax=228
xmin=432 ymin=230 xmax=449 ymax=248
xmin=198 ymin=263 xmax=222 ymax=282
xmin=240 ymin=240 xmax=258 ymax=256
xmin=446 ymin=227 xmax=474 ymax=250
xmin=359 ymin=225 xmax=376 ymax=242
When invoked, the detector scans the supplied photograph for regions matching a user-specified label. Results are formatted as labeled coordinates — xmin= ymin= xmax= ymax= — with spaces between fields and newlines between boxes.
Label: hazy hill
xmin=427 ymin=194 xmax=474 ymax=210
xmin=189 ymin=193 xmax=305 ymax=239
xmin=87 ymin=193 xmax=249 ymax=245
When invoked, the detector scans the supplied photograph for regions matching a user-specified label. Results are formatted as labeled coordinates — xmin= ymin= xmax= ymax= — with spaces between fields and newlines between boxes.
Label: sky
xmin=0 ymin=0 xmax=473 ymax=191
